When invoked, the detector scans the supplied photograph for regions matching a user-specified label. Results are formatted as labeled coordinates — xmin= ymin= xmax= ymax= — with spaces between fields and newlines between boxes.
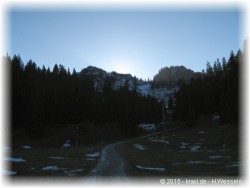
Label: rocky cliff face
xmin=79 ymin=65 xmax=195 ymax=105
xmin=152 ymin=66 xmax=195 ymax=88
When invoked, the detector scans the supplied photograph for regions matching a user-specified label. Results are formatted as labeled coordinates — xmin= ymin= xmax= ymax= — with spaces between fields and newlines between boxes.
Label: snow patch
xmin=62 ymin=140 xmax=71 ymax=148
xmin=148 ymin=137 xmax=154 ymax=140
xmin=180 ymin=146 xmax=187 ymax=149
xmin=190 ymin=146 xmax=201 ymax=152
xmin=4 ymin=157 xmax=26 ymax=163
xmin=49 ymin=157 xmax=65 ymax=160
xmin=187 ymin=161 xmax=219 ymax=165
xmin=42 ymin=166 xmax=59 ymax=171
xmin=137 ymin=83 xmax=151 ymax=95
xmin=85 ymin=152 xmax=100 ymax=157
xmin=159 ymin=140 xmax=169 ymax=144
xmin=209 ymin=155 xmax=230 ymax=159
xmin=180 ymin=142 xmax=189 ymax=146
xmin=212 ymin=115 xmax=220 ymax=121
xmin=133 ymin=144 xmax=146 ymax=150
xmin=138 ymin=124 xmax=156 ymax=131
xmin=148 ymin=137 xmax=169 ymax=144
xmin=187 ymin=161 xmax=205 ymax=164
xmin=136 ymin=165 xmax=165 ymax=172
xmin=22 ymin=146 xmax=32 ymax=149
xmin=226 ymin=162 xmax=241 ymax=168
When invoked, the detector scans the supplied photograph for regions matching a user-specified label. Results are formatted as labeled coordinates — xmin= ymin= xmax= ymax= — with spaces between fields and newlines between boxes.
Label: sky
xmin=8 ymin=8 xmax=243 ymax=80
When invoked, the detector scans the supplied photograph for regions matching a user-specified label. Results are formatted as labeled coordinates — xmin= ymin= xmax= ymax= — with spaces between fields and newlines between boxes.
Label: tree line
xmin=7 ymin=55 xmax=162 ymax=139
xmin=172 ymin=44 xmax=246 ymax=126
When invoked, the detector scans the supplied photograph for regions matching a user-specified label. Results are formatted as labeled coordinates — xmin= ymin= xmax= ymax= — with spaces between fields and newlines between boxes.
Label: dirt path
xmin=84 ymin=142 xmax=127 ymax=183
xmin=85 ymin=128 xmax=181 ymax=183
xmin=89 ymin=142 xmax=126 ymax=177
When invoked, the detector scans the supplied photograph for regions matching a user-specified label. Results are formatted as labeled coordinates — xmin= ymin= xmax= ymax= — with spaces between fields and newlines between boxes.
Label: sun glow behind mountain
xmin=111 ymin=58 xmax=136 ymax=75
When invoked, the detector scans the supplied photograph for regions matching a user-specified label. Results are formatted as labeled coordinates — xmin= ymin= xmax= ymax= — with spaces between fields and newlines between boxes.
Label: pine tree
xmin=53 ymin=64 xmax=59 ymax=75
xmin=206 ymin=61 xmax=213 ymax=76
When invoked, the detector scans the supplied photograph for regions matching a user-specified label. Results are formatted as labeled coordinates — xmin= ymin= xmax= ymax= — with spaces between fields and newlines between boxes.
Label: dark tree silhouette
xmin=173 ymin=46 xmax=243 ymax=126
xmin=167 ymin=95 xmax=174 ymax=112
xmin=9 ymin=55 xmax=162 ymax=139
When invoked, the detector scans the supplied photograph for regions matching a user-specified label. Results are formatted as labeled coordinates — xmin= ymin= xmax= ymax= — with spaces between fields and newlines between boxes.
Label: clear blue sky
xmin=8 ymin=8 xmax=243 ymax=80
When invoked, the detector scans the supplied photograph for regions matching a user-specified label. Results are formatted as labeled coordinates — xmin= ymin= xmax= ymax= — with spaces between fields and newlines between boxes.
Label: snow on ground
xmin=180 ymin=146 xmax=187 ymax=149
xmin=41 ymin=166 xmax=84 ymax=174
xmin=62 ymin=140 xmax=71 ymax=148
xmin=180 ymin=142 xmax=189 ymax=146
xmin=149 ymin=137 xmax=169 ymax=144
xmin=180 ymin=144 xmax=201 ymax=152
xmin=189 ymin=146 xmax=201 ymax=152
xmin=148 ymin=137 xmax=156 ymax=140
xmin=49 ymin=157 xmax=65 ymax=160
xmin=206 ymin=147 xmax=230 ymax=153
xmin=187 ymin=161 xmax=205 ymax=164
xmin=4 ymin=157 xmax=26 ymax=162
xmin=187 ymin=161 xmax=230 ymax=165
xmin=42 ymin=166 xmax=59 ymax=171
xmin=226 ymin=164 xmax=238 ymax=168
xmin=209 ymin=155 xmax=230 ymax=159
xmin=156 ymin=139 xmax=169 ymax=144
xmin=212 ymin=115 xmax=220 ymax=121
xmin=138 ymin=124 xmax=156 ymax=131
xmin=3 ymin=169 xmax=17 ymax=175
xmin=22 ymin=146 xmax=32 ymax=149
xmin=136 ymin=165 xmax=165 ymax=172
xmin=226 ymin=162 xmax=241 ymax=168
xmin=159 ymin=140 xmax=169 ymax=144
xmin=85 ymin=152 xmax=100 ymax=157
xmin=137 ymin=83 xmax=151 ymax=96
xmin=133 ymin=144 xmax=146 ymax=150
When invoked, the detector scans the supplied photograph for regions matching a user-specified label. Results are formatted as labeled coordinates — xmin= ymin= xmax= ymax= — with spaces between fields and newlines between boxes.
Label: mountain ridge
xmin=79 ymin=65 xmax=196 ymax=105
